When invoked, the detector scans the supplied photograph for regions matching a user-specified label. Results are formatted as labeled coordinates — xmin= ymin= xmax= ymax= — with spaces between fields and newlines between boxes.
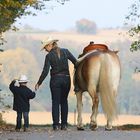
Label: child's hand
xmin=13 ymin=79 xmax=19 ymax=86
xmin=13 ymin=79 xmax=18 ymax=82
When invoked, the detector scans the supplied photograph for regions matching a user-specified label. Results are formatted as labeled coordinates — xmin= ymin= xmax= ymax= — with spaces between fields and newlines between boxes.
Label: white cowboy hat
xmin=18 ymin=75 xmax=28 ymax=83
xmin=41 ymin=37 xmax=58 ymax=50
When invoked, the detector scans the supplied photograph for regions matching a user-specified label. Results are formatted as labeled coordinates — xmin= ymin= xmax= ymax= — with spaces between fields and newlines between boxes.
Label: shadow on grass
xmin=0 ymin=123 xmax=140 ymax=131
xmin=0 ymin=123 xmax=76 ymax=131
xmin=82 ymin=123 xmax=140 ymax=131
xmin=117 ymin=124 xmax=140 ymax=131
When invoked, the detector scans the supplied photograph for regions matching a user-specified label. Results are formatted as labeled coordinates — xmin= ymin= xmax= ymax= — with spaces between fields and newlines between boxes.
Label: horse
xmin=74 ymin=44 xmax=121 ymax=131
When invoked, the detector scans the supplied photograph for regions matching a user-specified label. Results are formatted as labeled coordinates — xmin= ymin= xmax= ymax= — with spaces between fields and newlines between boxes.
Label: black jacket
xmin=9 ymin=80 xmax=36 ymax=112
xmin=37 ymin=48 xmax=77 ymax=85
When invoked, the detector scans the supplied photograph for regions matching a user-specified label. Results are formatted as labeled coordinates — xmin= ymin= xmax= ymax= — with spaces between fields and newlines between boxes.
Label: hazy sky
xmin=17 ymin=0 xmax=134 ymax=31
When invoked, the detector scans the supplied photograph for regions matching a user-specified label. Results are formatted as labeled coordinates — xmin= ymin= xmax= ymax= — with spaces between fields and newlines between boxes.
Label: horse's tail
xmin=99 ymin=54 xmax=118 ymax=121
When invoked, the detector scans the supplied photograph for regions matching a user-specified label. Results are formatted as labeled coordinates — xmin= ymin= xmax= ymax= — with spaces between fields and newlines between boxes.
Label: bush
xmin=76 ymin=18 xmax=97 ymax=34
xmin=0 ymin=113 xmax=5 ymax=125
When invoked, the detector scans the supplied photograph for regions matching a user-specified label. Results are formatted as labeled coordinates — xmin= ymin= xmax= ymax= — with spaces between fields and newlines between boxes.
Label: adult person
xmin=35 ymin=37 xmax=77 ymax=130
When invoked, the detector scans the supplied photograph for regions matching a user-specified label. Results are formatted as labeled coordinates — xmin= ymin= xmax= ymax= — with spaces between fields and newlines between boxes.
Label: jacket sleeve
xmin=9 ymin=80 xmax=17 ymax=94
xmin=28 ymin=90 xmax=36 ymax=99
xmin=37 ymin=54 xmax=50 ymax=85
xmin=65 ymin=49 xmax=77 ymax=66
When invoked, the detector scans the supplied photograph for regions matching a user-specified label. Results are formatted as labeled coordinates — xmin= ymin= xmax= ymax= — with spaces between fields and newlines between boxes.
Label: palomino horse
xmin=75 ymin=44 xmax=121 ymax=131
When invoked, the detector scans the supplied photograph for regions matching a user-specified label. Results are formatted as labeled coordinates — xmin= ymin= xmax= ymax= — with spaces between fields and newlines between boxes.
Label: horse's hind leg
xmin=105 ymin=120 xmax=112 ymax=131
xmin=76 ymin=91 xmax=84 ymax=130
xmin=88 ymin=89 xmax=99 ymax=130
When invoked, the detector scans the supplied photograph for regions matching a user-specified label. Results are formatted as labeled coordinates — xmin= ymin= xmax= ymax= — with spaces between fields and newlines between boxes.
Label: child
xmin=9 ymin=75 xmax=36 ymax=132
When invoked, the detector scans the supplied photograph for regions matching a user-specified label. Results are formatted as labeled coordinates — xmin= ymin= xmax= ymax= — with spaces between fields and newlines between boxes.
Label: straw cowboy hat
xmin=41 ymin=37 xmax=59 ymax=50
xmin=18 ymin=75 xmax=28 ymax=83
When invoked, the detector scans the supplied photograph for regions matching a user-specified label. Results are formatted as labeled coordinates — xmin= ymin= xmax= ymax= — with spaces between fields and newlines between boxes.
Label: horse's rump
xmin=77 ymin=50 xmax=120 ymax=89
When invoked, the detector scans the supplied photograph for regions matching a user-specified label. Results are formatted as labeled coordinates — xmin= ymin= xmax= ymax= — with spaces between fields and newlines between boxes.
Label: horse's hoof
xmin=105 ymin=126 xmax=112 ymax=131
xmin=77 ymin=127 xmax=84 ymax=131
xmin=90 ymin=124 xmax=98 ymax=131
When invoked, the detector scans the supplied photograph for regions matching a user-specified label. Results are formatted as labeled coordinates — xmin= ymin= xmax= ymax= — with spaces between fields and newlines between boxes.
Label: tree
xmin=0 ymin=0 xmax=69 ymax=72
xmin=0 ymin=0 xmax=69 ymax=44
xmin=76 ymin=18 xmax=97 ymax=34
xmin=0 ymin=0 xmax=69 ymax=73
xmin=0 ymin=0 xmax=69 ymax=67
xmin=125 ymin=0 xmax=140 ymax=52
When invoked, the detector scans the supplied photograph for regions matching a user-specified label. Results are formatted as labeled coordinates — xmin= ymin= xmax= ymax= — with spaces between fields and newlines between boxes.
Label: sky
xmin=16 ymin=0 xmax=134 ymax=31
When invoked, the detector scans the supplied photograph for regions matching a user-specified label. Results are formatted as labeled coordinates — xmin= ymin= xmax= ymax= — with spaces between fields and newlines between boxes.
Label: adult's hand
xmin=35 ymin=83 xmax=40 ymax=91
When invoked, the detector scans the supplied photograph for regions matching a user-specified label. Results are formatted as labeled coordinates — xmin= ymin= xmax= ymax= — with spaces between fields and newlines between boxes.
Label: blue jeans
xmin=50 ymin=75 xmax=70 ymax=127
xmin=16 ymin=112 xmax=29 ymax=129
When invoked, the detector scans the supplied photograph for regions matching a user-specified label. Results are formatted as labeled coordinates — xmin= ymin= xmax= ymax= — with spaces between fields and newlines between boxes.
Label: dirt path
xmin=1 ymin=112 xmax=140 ymax=140
xmin=0 ymin=126 xmax=140 ymax=140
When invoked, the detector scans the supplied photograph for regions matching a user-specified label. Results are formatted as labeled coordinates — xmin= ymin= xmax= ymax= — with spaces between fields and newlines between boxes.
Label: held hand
xmin=35 ymin=84 xmax=40 ymax=91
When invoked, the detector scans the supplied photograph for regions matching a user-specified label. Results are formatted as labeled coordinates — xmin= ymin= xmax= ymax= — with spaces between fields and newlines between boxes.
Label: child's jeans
xmin=16 ymin=111 xmax=29 ymax=129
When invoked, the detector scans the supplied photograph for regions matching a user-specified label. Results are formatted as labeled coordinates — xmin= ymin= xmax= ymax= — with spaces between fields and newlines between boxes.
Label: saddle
xmin=78 ymin=42 xmax=118 ymax=58
xmin=84 ymin=43 xmax=108 ymax=53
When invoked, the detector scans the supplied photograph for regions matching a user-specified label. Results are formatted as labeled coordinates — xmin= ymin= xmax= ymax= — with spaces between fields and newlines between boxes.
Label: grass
xmin=0 ymin=122 xmax=140 ymax=131
xmin=0 ymin=113 xmax=6 ymax=125
xmin=117 ymin=124 xmax=140 ymax=131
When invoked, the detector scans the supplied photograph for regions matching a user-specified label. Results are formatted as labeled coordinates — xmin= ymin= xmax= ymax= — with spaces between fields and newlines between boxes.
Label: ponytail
xmin=52 ymin=42 xmax=60 ymax=58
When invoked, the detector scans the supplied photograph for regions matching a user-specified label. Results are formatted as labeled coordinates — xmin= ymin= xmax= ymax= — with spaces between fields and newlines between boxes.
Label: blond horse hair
xmin=99 ymin=54 xmax=119 ymax=121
